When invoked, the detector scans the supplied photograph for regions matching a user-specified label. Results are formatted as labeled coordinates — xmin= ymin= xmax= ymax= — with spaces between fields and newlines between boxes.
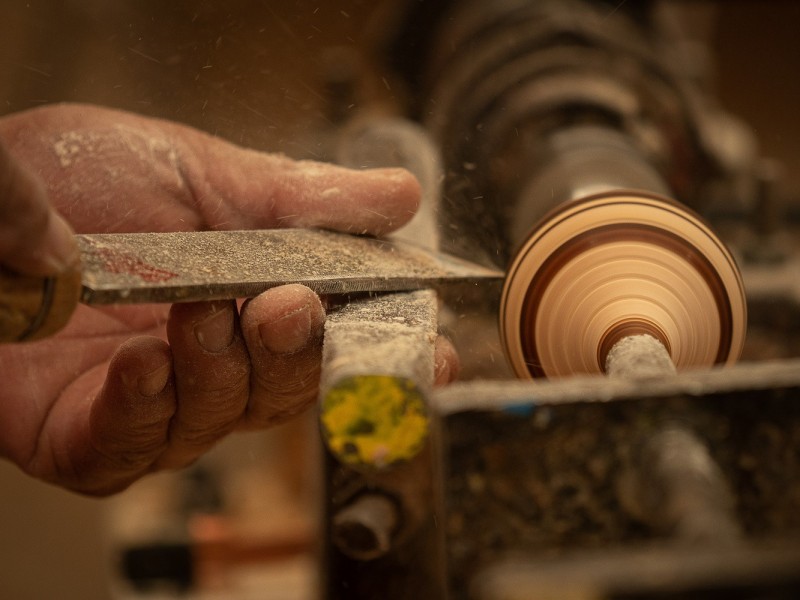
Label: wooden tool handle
xmin=0 ymin=263 xmax=82 ymax=343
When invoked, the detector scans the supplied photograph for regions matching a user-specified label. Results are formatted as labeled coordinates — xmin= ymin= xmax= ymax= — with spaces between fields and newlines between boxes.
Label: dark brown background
xmin=2 ymin=1 xmax=798 ymax=184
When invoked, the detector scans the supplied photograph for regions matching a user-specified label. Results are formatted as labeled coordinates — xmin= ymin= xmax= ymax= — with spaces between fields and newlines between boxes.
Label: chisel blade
xmin=77 ymin=229 xmax=503 ymax=305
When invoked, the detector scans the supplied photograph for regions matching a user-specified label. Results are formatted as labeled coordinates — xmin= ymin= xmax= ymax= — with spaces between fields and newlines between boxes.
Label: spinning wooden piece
xmin=500 ymin=192 xmax=747 ymax=379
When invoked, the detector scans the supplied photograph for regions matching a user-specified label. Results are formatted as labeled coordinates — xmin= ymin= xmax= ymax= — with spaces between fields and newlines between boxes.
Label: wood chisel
xmin=0 ymin=228 xmax=503 ymax=342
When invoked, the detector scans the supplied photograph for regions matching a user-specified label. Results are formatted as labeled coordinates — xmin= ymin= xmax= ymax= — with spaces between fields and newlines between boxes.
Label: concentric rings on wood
xmin=500 ymin=192 xmax=746 ymax=379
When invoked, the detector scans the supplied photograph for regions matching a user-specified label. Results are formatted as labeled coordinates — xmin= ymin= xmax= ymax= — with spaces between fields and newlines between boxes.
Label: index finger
xmin=1 ymin=104 xmax=421 ymax=237
xmin=190 ymin=149 xmax=423 ymax=236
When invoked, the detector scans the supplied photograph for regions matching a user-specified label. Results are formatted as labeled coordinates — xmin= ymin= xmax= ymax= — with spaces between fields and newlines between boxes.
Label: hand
xmin=0 ymin=103 xmax=459 ymax=495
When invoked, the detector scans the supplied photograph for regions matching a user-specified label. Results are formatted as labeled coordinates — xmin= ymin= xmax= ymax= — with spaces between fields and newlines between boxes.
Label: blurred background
xmin=1 ymin=1 xmax=799 ymax=598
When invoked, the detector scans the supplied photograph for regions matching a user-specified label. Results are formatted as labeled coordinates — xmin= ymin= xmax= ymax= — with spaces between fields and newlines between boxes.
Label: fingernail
xmin=259 ymin=302 xmax=316 ymax=354
xmin=194 ymin=307 xmax=235 ymax=353
xmin=137 ymin=362 xmax=171 ymax=397
xmin=434 ymin=355 xmax=450 ymax=386
xmin=39 ymin=212 xmax=80 ymax=273
xmin=433 ymin=336 xmax=459 ymax=387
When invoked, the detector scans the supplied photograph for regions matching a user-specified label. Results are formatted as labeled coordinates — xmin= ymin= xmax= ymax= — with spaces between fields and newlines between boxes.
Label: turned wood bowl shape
xmin=500 ymin=192 xmax=747 ymax=379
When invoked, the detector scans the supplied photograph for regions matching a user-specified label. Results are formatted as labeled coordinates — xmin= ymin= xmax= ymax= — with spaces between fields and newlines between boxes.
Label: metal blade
xmin=77 ymin=229 xmax=503 ymax=305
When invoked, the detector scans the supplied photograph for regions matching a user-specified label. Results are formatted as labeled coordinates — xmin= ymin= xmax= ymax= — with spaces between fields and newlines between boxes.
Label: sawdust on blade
xmin=76 ymin=229 xmax=501 ymax=304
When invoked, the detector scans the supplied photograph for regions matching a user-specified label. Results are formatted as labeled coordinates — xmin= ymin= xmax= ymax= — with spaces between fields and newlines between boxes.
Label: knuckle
xmin=171 ymin=418 xmax=237 ymax=448
xmin=247 ymin=364 xmax=320 ymax=427
xmin=88 ymin=434 xmax=163 ymax=474
xmin=170 ymin=385 xmax=249 ymax=448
